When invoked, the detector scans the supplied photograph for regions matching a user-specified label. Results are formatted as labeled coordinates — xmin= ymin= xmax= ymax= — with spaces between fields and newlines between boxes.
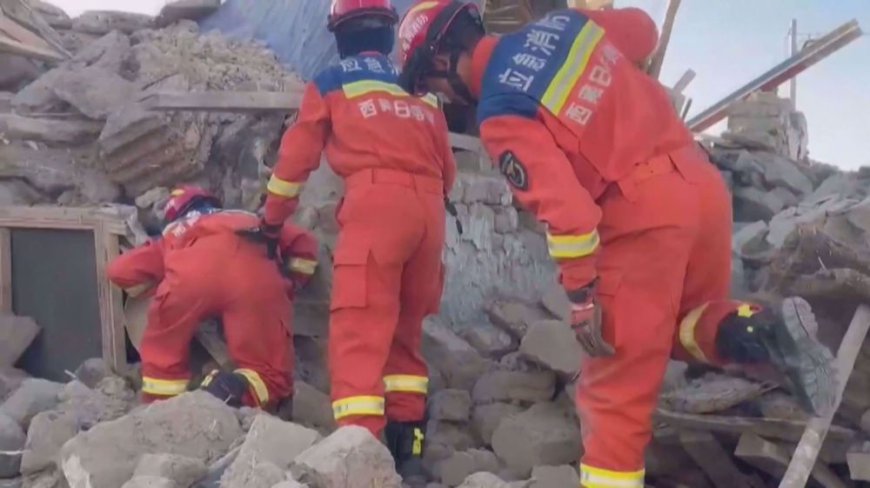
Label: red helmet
xmin=327 ymin=0 xmax=399 ymax=32
xmin=397 ymin=0 xmax=482 ymax=95
xmin=163 ymin=186 xmax=221 ymax=223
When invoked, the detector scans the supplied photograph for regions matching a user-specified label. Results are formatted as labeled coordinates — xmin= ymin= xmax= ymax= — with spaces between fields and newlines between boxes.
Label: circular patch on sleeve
xmin=498 ymin=151 xmax=529 ymax=191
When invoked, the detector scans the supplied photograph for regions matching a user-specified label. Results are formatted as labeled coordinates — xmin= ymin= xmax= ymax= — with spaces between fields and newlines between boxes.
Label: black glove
xmin=568 ymin=280 xmax=614 ymax=358
xmin=237 ymin=220 xmax=282 ymax=260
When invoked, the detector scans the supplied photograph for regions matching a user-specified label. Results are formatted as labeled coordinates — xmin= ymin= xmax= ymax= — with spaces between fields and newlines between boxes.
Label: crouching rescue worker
xmin=255 ymin=0 xmax=455 ymax=482
xmin=107 ymin=186 xmax=318 ymax=415
xmin=397 ymin=2 xmax=836 ymax=486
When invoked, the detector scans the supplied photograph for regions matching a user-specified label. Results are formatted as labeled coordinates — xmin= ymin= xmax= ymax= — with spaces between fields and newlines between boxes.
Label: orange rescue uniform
xmin=470 ymin=8 xmax=751 ymax=486
xmin=107 ymin=209 xmax=318 ymax=409
xmin=262 ymin=53 xmax=456 ymax=437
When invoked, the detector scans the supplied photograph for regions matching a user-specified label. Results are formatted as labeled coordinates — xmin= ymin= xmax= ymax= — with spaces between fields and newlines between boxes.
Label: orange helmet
xmin=327 ymin=0 xmax=399 ymax=32
xmin=163 ymin=186 xmax=221 ymax=223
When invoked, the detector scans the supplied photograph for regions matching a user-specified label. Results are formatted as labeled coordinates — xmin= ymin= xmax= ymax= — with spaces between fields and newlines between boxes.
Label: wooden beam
xmin=0 ymin=229 xmax=10 ymax=314
xmin=0 ymin=31 xmax=63 ymax=61
xmin=679 ymin=430 xmax=765 ymax=488
xmin=648 ymin=0 xmax=682 ymax=79
xmin=97 ymin=224 xmax=127 ymax=375
xmin=0 ymin=206 xmax=128 ymax=234
xmin=736 ymin=433 xmax=847 ymax=488
xmin=779 ymin=305 xmax=870 ymax=488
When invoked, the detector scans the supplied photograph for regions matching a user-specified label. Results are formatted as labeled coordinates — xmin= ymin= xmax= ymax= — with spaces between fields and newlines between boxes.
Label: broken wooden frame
xmin=0 ymin=1 xmax=68 ymax=61
xmin=0 ymin=206 xmax=128 ymax=374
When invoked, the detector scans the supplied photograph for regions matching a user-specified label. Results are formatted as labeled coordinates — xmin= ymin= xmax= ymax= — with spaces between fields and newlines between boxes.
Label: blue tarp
xmin=199 ymin=0 xmax=417 ymax=80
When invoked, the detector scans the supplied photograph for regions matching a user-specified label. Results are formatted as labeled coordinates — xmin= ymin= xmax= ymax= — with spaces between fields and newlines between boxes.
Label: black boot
xmin=715 ymin=297 xmax=836 ymax=415
xmin=200 ymin=370 xmax=249 ymax=408
xmin=385 ymin=420 xmax=427 ymax=486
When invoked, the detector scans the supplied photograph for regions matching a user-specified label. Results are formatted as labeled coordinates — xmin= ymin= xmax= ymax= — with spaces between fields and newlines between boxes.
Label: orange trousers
xmin=328 ymin=168 xmax=446 ymax=438
xmin=576 ymin=145 xmax=750 ymax=488
xmin=140 ymin=235 xmax=294 ymax=409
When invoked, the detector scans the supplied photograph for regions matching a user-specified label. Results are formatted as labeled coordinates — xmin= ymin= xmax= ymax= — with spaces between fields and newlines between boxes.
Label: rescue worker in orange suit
xmin=397 ymin=3 xmax=836 ymax=487
xmin=107 ymin=186 xmax=319 ymax=415
xmin=255 ymin=0 xmax=456 ymax=482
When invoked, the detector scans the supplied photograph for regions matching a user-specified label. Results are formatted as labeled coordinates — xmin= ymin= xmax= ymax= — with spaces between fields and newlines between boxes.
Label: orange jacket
xmin=107 ymin=210 xmax=319 ymax=297
xmin=263 ymin=52 xmax=457 ymax=227
xmin=470 ymin=8 xmax=693 ymax=291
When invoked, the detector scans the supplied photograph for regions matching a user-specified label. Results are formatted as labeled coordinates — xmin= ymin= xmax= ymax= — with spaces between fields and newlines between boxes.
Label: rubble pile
xmin=2 ymin=1 xmax=870 ymax=487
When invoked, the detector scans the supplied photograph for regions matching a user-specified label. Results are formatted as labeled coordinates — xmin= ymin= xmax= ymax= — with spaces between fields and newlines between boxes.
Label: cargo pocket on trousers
xmin=595 ymin=269 xmax=624 ymax=350
xmin=329 ymin=244 xmax=371 ymax=312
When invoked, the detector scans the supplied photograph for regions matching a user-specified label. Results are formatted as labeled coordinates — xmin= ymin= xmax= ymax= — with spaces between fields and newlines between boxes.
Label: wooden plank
xmin=736 ymin=433 xmax=848 ymax=488
xmin=102 ymin=229 xmax=127 ymax=375
xmin=93 ymin=222 xmax=126 ymax=375
xmin=779 ymin=305 xmax=870 ymax=488
xmin=0 ymin=11 xmax=54 ymax=52
xmin=648 ymin=0 xmax=682 ymax=79
xmin=655 ymin=408 xmax=856 ymax=445
xmin=679 ymin=430 xmax=765 ymax=488
xmin=0 ymin=228 xmax=9 ymax=314
xmin=0 ymin=206 xmax=127 ymax=234
xmin=0 ymin=0 xmax=70 ymax=58
xmin=0 ymin=31 xmax=63 ymax=61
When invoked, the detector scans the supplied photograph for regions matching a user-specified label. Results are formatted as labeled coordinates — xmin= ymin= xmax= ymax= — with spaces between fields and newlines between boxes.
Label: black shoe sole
xmin=772 ymin=297 xmax=838 ymax=416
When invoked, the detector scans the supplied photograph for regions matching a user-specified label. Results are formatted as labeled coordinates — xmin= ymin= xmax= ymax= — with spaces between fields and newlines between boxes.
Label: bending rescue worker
xmin=259 ymin=0 xmax=456 ymax=483
xmin=396 ymin=2 xmax=836 ymax=487
xmin=107 ymin=186 xmax=318 ymax=415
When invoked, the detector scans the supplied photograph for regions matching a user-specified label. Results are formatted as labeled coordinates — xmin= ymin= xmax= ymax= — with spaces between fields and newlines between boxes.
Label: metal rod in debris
xmin=687 ymin=19 xmax=863 ymax=133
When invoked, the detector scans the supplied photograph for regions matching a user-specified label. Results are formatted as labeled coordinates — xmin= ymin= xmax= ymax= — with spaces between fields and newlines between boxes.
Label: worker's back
xmin=312 ymin=53 xmax=453 ymax=181
xmin=478 ymin=8 xmax=694 ymax=197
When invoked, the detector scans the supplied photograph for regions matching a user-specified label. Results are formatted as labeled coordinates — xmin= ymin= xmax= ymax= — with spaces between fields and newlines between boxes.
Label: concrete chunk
xmin=436 ymin=450 xmax=499 ymax=487
xmin=51 ymin=66 xmax=138 ymax=120
xmin=121 ymin=476 xmax=177 ymax=488
xmin=0 ymin=369 xmax=28 ymax=403
xmin=427 ymin=420 xmax=478 ymax=452
xmin=292 ymin=382 xmax=336 ymax=434
xmin=539 ymin=286 xmax=570 ymax=322
xmin=73 ymin=358 xmax=111 ymax=390
xmin=56 ymin=380 xmax=131 ymax=430
xmin=134 ymin=454 xmax=206 ymax=488
xmin=156 ymin=0 xmax=221 ymax=27
xmin=0 ymin=114 xmax=103 ymax=145
xmin=0 ymin=412 xmax=25 ymax=478
xmin=472 ymin=369 xmax=555 ymax=405
xmin=291 ymin=426 xmax=401 ymax=488
xmin=20 ymin=411 xmax=79 ymax=474
xmin=733 ymin=186 xmax=784 ymax=222
xmin=472 ymin=403 xmax=525 ymax=447
xmin=519 ymin=321 xmax=581 ymax=377
xmin=221 ymin=415 xmax=320 ymax=487
xmin=428 ymin=390 xmax=472 ymax=422
xmin=529 ymin=465 xmax=579 ymax=488
xmin=0 ymin=379 xmax=62 ymax=428
xmin=60 ymin=392 xmax=243 ymax=488
xmin=460 ymin=323 xmax=516 ymax=359
xmin=457 ymin=472 xmax=510 ymax=488
xmin=0 ymin=315 xmax=40 ymax=368
xmin=72 ymin=11 xmax=153 ymax=35
xmin=491 ymin=401 xmax=581 ymax=479
xmin=423 ymin=318 xmax=489 ymax=391
xmin=487 ymin=301 xmax=552 ymax=339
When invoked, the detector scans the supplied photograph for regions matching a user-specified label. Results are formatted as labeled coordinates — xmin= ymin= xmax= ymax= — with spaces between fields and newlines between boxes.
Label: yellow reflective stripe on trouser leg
xmin=547 ymin=230 xmax=601 ymax=259
xmin=142 ymin=377 xmax=188 ymax=397
xmin=332 ymin=396 xmax=385 ymax=420
xmin=580 ymin=464 xmax=645 ymax=488
xmin=679 ymin=303 xmax=710 ymax=363
xmin=235 ymin=369 xmax=270 ymax=406
xmin=266 ymin=175 xmax=303 ymax=198
xmin=288 ymin=258 xmax=317 ymax=275
xmin=383 ymin=375 xmax=429 ymax=394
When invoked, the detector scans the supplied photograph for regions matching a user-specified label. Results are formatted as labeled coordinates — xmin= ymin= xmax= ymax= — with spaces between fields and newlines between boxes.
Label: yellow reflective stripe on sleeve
xmin=580 ymin=464 xmax=645 ymax=488
xmin=288 ymin=258 xmax=317 ymax=275
xmin=235 ymin=369 xmax=270 ymax=406
xmin=142 ymin=377 xmax=188 ymax=397
xmin=343 ymin=80 xmax=408 ymax=99
xmin=383 ymin=375 xmax=429 ymax=394
xmin=421 ymin=93 xmax=439 ymax=108
xmin=678 ymin=303 xmax=710 ymax=363
xmin=332 ymin=395 xmax=385 ymax=420
xmin=546 ymin=230 xmax=600 ymax=259
xmin=541 ymin=22 xmax=605 ymax=115
xmin=267 ymin=175 xmax=303 ymax=198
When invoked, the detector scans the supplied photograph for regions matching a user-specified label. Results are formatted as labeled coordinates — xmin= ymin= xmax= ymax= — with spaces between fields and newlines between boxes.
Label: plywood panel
xmin=12 ymin=228 xmax=102 ymax=381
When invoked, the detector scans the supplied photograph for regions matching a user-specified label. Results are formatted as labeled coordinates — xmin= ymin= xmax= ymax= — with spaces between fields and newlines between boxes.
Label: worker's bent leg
xmin=330 ymin=252 xmax=403 ymax=438
xmin=220 ymin=291 xmax=295 ymax=410
xmin=140 ymin=285 xmax=209 ymax=403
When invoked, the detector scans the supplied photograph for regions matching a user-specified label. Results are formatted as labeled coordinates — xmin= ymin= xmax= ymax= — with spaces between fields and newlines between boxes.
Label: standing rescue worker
xmin=397 ymin=3 xmax=836 ymax=487
xmin=107 ymin=186 xmax=318 ymax=414
xmin=257 ymin=0 xmax=456 ymax=482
